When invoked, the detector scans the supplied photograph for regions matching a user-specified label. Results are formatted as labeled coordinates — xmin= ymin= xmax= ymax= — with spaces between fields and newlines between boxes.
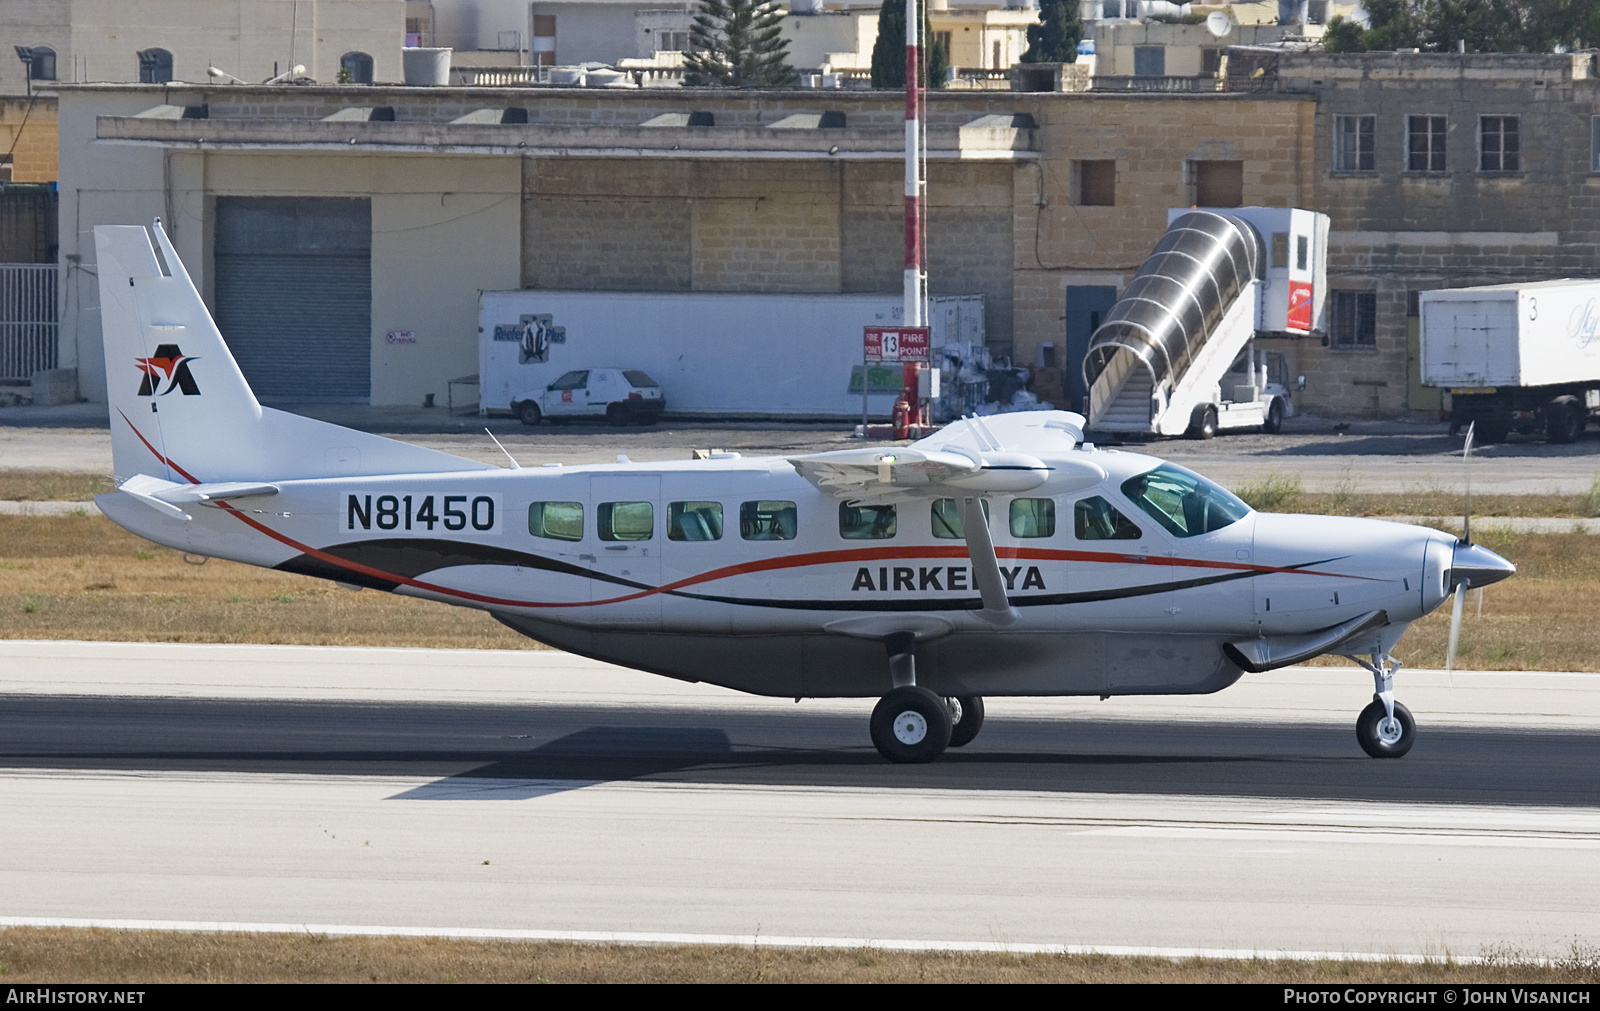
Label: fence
xmin=0 ymin=264 xmax=58 ymax=381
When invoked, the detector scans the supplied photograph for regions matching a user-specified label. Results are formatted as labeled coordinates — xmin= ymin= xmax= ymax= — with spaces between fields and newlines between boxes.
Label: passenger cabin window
xmin=839 ymin=502 xmax=895 ymax=540
xmin=528 ymin=501 xmax=583 ymax=541
xmin=930 ymin=498 xmax=987 ymax=539
xmin=1074 ymin=496 xmax=1142 ymax=540
xmin=1009 ymin=498 xmax=1055 ymax=538
xmin=669 ymin=501 xmax=723 ymax=541
xmin=548 ymin=369 xmax=588 ymax=391
xmin=598 ymin=501 xmax=653 ymax=541
xmin=741 ymin=500 xmax=797 ymax=540
xmin=1120 ymin=464 xmax=1250 ymax=538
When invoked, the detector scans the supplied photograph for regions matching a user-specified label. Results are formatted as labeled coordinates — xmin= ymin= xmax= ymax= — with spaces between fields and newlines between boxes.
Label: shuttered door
xmin=214 ymin=197 xmax=371 ymax=401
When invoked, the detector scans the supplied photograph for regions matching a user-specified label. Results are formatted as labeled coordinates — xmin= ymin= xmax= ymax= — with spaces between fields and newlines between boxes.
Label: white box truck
xmin=478 ymin=291 xmax=983 ymax=420
xmin=1420 ymin=280 xmax=1600 ymax=442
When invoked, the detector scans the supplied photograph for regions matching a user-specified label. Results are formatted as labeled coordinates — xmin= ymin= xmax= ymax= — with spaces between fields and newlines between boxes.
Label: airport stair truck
xmin=1420 ymin=280 xmax=1600 ymax=443
xmin=1083 ymin=207 xmax=1328 ymax=438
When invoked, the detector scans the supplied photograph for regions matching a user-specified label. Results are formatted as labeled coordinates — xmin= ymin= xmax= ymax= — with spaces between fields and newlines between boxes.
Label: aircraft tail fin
xmin=95 ymin=221 xmax=491 ymax=484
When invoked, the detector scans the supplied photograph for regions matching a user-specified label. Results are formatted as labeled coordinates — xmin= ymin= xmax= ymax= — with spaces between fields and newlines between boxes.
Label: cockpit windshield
xmin=1119 ymin=463 xmax=1251 ymax=538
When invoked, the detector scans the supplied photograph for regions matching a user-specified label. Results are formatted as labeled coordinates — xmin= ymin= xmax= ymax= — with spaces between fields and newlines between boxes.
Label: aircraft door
xmin=588 ymin=475 xmax=662 ymax=626
xmin=1065 ymin=493 xmax=1174 ymax=623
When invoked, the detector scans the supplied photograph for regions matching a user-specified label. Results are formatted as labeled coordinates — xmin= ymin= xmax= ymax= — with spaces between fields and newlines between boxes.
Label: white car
xmin=512 ymin=367 xmax=665 ymax=427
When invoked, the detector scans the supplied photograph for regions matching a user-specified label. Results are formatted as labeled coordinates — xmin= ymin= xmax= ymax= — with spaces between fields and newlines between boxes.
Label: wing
xmin=787 ymin=412 xmax=1101 ymax=505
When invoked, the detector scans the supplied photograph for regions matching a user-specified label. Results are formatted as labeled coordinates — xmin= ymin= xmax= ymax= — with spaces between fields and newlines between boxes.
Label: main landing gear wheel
xmin=1356 ymin=698 xmax=1416 ymax=758
xmin=870 ymin=686 xmax=953 ymax=763
xmin=946 ymin=695 xmax=985 ymax=748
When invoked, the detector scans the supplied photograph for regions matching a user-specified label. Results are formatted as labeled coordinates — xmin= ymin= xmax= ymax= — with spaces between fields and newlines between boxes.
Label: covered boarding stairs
xmin=1084 ymin=211 xmax=1266 ymax=436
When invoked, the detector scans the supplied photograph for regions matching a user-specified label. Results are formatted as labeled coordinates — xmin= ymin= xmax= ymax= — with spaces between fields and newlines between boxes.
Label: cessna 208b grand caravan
xmin=94 ymin=221 xmax=1515 ymax=762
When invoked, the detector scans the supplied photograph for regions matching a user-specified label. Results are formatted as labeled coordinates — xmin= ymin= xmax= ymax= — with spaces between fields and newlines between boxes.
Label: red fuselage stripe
xmin=117 ymin=414 xmax=1371 ymax=611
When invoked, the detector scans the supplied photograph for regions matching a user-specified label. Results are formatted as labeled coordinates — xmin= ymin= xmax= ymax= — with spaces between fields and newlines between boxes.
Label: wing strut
xmin=959 ymin=495 xmax=1019 ymax=627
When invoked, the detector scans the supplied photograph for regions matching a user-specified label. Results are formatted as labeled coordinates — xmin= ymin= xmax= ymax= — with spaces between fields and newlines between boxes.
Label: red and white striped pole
xmin=903 ymin=0 xmax=924 ymax=329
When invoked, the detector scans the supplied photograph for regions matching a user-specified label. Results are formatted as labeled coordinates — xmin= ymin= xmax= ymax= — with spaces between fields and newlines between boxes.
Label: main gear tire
xmin=947 ymin=695 xmax=985 ymax=748
xmin=870 ymin=686 xmax=953 ymax=763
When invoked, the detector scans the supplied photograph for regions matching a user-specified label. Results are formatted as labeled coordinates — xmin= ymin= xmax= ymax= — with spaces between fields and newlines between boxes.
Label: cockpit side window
xmin=1073 ymin=495 xmax=1142 ymax=540
xmin=1119 ymin=464 xmax=1250 ymax=538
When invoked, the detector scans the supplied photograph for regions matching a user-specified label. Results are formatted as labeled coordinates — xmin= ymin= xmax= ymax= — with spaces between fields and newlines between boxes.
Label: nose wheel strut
xmin=1345 ymin=652 xmax=1416 ymax=758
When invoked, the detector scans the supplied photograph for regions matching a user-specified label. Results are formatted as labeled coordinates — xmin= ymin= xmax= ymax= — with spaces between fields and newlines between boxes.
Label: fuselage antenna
xmin=485 ymin=428 xmax=521 ymax=469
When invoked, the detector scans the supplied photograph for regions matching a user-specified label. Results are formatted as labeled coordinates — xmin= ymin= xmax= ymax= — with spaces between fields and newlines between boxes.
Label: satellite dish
xmin=1206 ymin=11 xmax=1233 ymax=36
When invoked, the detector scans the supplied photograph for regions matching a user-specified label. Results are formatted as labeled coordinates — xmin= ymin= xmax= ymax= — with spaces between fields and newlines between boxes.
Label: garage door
xmin=214 ymin=197 xmax=371 ymax=401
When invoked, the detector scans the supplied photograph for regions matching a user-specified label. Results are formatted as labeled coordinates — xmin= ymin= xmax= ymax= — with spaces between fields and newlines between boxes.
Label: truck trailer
xmin=477 ymin=291 xmax=985 ymax=421
xmin=1420 ymin=280 xmax=1600 ymax=443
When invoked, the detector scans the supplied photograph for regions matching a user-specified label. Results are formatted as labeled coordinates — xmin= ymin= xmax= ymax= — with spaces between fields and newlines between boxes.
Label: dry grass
xmin=0 ymin=514 xmax=536 ymax=649
xmin=1309 ymin=527 xmax=1591 ymax=671
xmin=0 ymin=517 xmax=1591 ymax=670
xmin=1230 ymin=470 xmax=1600 ymax=519
xmin=0 ymin=471 xmax=116 ymax=501
xmin=0 ymin=928 xmax=1595 ymax=984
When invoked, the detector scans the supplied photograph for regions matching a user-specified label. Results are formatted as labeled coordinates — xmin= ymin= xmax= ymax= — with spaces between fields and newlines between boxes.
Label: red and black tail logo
xmin=136 ymin=344 xmax=200 ymax=396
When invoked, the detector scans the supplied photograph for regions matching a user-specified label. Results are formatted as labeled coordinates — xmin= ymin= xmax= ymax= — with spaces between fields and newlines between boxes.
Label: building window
xmin=1201 ymin=47 xmax=1223 ymax=75
xmin=137 ymin=48 xmax=173 ymax=84
xmin=1330 ymin=291 xmax=1377 ymax=348
xmin=1075 ymin=160 xmax=1115 ymax=206
xmin=1192 ymin=160 xmax=1243 ymax=207
xmin=340 ymin=52 xmax=374 ymax=84
xmin=1307 ymin=0 xmax=1328 ymax=24
xmin=532 ymin=14 xmax=557 ymax=67
xmin=17 ymin=46 xmax=56 ymax=81
xmin=1133 ymin=46 xmax=1165 ymax=76
xmin=1593 ymin=116 xmax=1600 ymax=172
xmin=1479 ymin=115 xmax=1519 ymax=172
xmin=1334 ymin=114 xmax=1375 ymax=172
xmin=1407 ymin=114 xmax=1446 ymax=172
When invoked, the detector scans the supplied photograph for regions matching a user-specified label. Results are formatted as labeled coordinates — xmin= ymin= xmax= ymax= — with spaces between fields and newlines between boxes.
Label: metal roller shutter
xmin=214 ymin=197 xmax=371 ymax=401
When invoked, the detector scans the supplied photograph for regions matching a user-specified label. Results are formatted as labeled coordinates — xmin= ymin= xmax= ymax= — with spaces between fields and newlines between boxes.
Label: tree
xmin=1321 ymin=0 xmax=1600 ymax=53
xmin=869 ymin=0 xmax=949 ymax=90
xmin=1021 ymin=0 xmax=1083 ymax=64
xmin=681 ymin=0 xmax=795 ymax=88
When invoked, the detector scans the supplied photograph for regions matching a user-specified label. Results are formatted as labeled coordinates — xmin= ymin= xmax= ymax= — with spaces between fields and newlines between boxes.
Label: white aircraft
xmin=93 ymin=221 xmax=1515 ymax=763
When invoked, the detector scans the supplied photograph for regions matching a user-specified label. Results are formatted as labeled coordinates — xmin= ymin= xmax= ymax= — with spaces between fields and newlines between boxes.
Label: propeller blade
xmin=1445 ymin=580 xmax=1466 ymax=674
xmin=1461 ymin=421 xmax=1475 ymax=546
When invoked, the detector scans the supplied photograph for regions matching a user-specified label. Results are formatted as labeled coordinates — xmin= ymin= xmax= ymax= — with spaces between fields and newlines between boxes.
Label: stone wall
xmin=1268 ymin=51 xmax=1600 ymax=417
xmin=0 ymin=96 xmax=58 ymax=182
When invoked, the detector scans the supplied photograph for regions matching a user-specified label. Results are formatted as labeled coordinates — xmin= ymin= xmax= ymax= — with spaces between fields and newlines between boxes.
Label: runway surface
xmin=2 ymin=641 xmax=1598 ymax=957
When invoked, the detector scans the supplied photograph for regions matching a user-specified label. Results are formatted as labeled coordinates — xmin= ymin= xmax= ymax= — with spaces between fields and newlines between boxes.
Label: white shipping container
xmin=1421 ymin=280 xmax=1600 ymax=388
xmin=478 ymin=291 xmax=984 ymax=417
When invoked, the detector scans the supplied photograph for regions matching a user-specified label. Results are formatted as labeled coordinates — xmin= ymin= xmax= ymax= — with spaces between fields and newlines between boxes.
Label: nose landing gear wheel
xmin=946 ymin=695 xmax=985 ymax=748
xmin=870 ymin=686 xmax=953 ymax=763
xmin=1356 ymin=698 xmax=1415 ymax=758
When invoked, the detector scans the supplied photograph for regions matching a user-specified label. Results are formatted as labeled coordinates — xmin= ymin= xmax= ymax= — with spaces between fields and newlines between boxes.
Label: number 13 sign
xmin=864 ymin=327 xmax=929 ymax=363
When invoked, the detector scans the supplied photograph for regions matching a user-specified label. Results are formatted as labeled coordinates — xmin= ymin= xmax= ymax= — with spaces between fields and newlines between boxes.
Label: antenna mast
xmin=903 ymin=0 xmax=925 ymax=328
